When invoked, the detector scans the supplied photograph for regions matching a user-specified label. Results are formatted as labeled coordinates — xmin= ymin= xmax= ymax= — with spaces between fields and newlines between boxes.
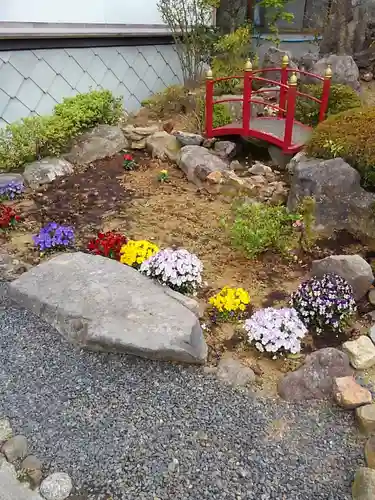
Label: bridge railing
xmin=205 ymin=56 xmax=333 ymax=150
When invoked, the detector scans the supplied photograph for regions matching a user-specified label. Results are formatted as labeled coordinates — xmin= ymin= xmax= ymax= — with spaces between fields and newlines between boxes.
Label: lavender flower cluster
xmin=140 ymin=247 xmax=203 ymax=294
xmin=0 ymin=180 xmax=25 ymax=200
xmin=291 ymin=273 xmax=357 ymax=334
xmin=245 ymin=307 xmax=307 ymax=354
xmin=33 ymin=222 xmax=75 ymax=252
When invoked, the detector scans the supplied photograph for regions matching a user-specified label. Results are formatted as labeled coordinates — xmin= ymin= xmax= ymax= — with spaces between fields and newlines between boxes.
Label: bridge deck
xmin=218 ymin=117 xmax=312 ymax=148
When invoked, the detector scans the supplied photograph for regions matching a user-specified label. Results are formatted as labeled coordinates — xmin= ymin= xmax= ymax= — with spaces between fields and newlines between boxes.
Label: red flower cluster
xmin=0 ymin=204 xmax=20 ymax=230
xmin=123 ymin=153 xmax=133 ymax=161
xmin=87 ymin=231 xmax=127 ymax=260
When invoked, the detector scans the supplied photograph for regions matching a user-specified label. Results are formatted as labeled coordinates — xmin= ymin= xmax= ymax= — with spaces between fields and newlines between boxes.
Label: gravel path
xmin=0 ymin=283 xmax=365 ymax=500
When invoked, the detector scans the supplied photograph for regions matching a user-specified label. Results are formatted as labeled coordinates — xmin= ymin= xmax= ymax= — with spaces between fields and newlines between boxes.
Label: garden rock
xmin=356 ymin=404 xmax=375 ymax=434
xmin=173 ymin=131 xmax=204 ymax=147
xmin=216 ymin=355 xmax=256 ymax=387
xmin=0 ymin=173 xmax=23 ymax=189
xmin=8 ymin=252 xmax=207 ymax=364
xmin=39 ymin=473 xmax=72 ymax=500
xmin=213 ymin=141 xmax=237 ymax=160
xmin=342 ymin=336 xmax=375 ymax=370
xmin=311 ymin=54 xmax=360 ymax=90
xmin=353 ymin=468 xmax=375 ymax=500
xmin=287 ymin=156 xmax=375 ymax=242
xmin=146 ymin=131 xmax=181 ymax=162
xmin=122 ymin=125 xmax=159 ymax=149
xmin=21 ymin=455 xmax=43 ymax=487
xmin=248 ymin=162 xmax=274 ymax=178
xmin=365 ymin=436 xmax=375 ymax=469
xmin=277 ymin=348 xmax=353 ymax=401
xmin=2 ymin=435 xmax=28 ymax=462
xmin=177 ymin=146 xmax=230 ymax=187
xmin=332 ymin=376 xmax=372 ymax=409
xmin=23 ymin=158 xmax=74 ymax=188
xmin=311 ymin=254 xmax=374 ymax=300
xmin=262 ymin=47 xmax=298 ymax=81
xmin=0 ymin=458 xmax=43 ymax=500
xmin=161 ymin=287 xmax=200 ymax=317
xmin=0 ymin=419 xmax=12 ymax=444
xmin=64 ymin=125 xmax=128 ymax=164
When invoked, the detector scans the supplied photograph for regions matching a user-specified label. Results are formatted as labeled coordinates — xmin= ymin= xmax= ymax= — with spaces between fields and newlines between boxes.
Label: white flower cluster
xmin=244 ymin=307 xmax=307 ymax=354
xmin=140 ymin=247 xmax=203 ymax=294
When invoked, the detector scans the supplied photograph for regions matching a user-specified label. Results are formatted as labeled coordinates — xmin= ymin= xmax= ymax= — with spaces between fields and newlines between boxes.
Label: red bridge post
xmin=278 ymin=54 xmax=289 ymax=118
xmin=205 ymin=67 xmax=214 ymax=137
xmin=242 ymin=59 xmax=252 ymax=135
xmin=284 ymin=72 xmax=298 ymax=150
xmin=319 ymin=65 xmax=332 ymax=123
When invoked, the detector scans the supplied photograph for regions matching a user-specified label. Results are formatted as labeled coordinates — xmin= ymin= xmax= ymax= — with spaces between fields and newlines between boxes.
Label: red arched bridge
xmin=205 ymin=55 xmax=332 ymax=154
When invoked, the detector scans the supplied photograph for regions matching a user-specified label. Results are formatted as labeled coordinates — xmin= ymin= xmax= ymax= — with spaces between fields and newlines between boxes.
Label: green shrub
xmin=305 ymin=107 xmax=375 ymax=188
xmin=141 ymin=85 xmax=188 ymax=115
xmin=0 ymin=89 xmax=123 ymax=172
xmin=229 ymin=202 xmax=298 ymax=259
xmin=197 ymin=97 xmax=232 ymax=132
xmin=295 ymin=83 xmax=361 ymax=127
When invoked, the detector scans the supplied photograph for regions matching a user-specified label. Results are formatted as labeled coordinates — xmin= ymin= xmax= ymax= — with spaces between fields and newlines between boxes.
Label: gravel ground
xmin=0 ymin=283 xmax=365 ymax=500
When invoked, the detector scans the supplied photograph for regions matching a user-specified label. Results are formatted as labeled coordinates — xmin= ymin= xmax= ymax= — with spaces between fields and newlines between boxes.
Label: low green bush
xmin=0 ymin=89 xmax=122 ymax=172
xmin=141 ymin=85 xmax=189 ymax=115
xmin=295 ymin=83 xmax=361 ymax=127
xmin=228 ymin=202 xmax=299 ymax=259
xmin=305 ymin=107 xmax=375 ymax=188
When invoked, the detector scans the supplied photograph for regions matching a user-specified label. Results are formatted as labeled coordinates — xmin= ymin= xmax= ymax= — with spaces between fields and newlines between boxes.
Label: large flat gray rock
xmin=8 ymin=252 xmax=207 ymax=364
xmin=0 ymin=457 xmax=42 ymax=500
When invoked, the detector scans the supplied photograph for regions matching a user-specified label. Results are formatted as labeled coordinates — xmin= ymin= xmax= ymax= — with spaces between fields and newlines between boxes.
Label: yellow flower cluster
xmin=209 ymin=286 xmax=250 ymax=315
xmin=120 ymin=240 xmax=159 ymax=268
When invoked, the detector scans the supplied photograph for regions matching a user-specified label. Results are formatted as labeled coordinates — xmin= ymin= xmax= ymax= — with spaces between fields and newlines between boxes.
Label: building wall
xmin=0 ymin=43 xmax=182 ymax=126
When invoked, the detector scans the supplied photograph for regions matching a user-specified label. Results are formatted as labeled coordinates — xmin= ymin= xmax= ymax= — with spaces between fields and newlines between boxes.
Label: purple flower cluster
xmin=0 ymin=180 xmax=25 ymax=200
xmin=291 ymin=273 xmax=357 ymax=334
xmin=33 ymin=222 xmax=75 ymax=252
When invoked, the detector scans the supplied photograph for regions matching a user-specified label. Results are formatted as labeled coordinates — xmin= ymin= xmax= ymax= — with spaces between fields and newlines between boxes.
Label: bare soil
xmin=0 ymin=151 xmax=368 ymax=395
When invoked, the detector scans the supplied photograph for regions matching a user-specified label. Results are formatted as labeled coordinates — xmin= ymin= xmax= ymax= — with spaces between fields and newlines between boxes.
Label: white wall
xmin=0 ymin=0 xmax=164 ymax=24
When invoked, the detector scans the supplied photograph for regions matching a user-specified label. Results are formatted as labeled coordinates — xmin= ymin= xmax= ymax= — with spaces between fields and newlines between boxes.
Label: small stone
xmin=216 ymin=355 xmax=256 ymax=386
xmin=2 ymin=435 xmax=28 ymax=462
xmin=342 ymin=336 xmax=375 ymax=370
xmin=174 ymin=131 xmax=204 ymax=147
xmin=248 ymin=162 xmax=273 ymax=176
xmin=369 ymin=289 xmax=375 ymax=306
xmin=213 ymin=140 xmax=237 ymax=159
xmin=168 ymin=458 xmax=179 ymax=473
xmin=356 ymin=404 xmax=375 ymax=434
xmin=352 ymin=467 xmax=375 ymax=500
xmin=230 ymin=160 xmax=246 ymax=172
xmin=361 ymin=71 xmax=373 ymax=82
xmin=365 ymin=436 xmax=375 ymax=469
xmin=21 ymin=455 xmax=42 ymax=471
xmin=40 ymin=472 xmax=73 ymax=500
xmin=202 ymin=138 xmax=216 ymax=148
xmin=0 ymin=418 xmax=12 ymax=444
xmin=206 ymin=171 xmax=223 ymax=184
xmin=23 ymin=158 xmax=74 ymax=188
xmin=249 ymin=174 xmax=267 ymax=186
xmin=333 ymin=376 xmax=372 ymax=409
xmin=146 ymin=131 xmax=181 ymax=162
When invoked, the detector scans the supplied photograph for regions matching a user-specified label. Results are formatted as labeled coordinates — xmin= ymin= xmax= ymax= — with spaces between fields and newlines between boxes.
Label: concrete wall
xmin=0 ymin=43 xmax=182 ymax=126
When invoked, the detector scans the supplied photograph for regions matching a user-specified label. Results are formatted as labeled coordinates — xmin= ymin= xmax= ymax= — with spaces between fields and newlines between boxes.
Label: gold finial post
xmin=206 ymin=67 xmax=213 ymax=80
xmin=244 ymin=58 xmax=252 ymax=72
xmin=289 ymin=72 xmax=298 ymax=86
xmin=282 ymin=54 xmax=289 ymax=68
xmin=325 ymin=64 xmax=333 ymax=79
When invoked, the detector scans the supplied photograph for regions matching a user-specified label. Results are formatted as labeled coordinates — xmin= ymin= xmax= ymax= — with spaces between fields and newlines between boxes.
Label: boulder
xmin=277 ymin=348 xmax=353 ymax=401
xmin=342 ymin=336 xmax=375 ymax=370
xmin=262 ymin=47 xmax=298 ymax=82
xmin=1 ymin=435 xmax=28 ymax=463
xmin=332 ymin=376 xmax=372 ymax=409
xmin=213 ymin=140 xmax=237 ymax=160
xmin=8 ymin=252 xmax=207 ymax=364
xmin=173 ymin=131 xmax=204 ymax=147
xmin=64 ymin=125 xmax=128 ymax=164
xmin=21 ymin=455 xmax=43 ymax=487
xmin=352 ymin=468 xmax=375 ymax=500
xmin=216 ymin=355 xmax=256 ymax=387
xmin=311 ymin=255 xmax=374 ymax=300
xmin=122 ymin=125 xmax=159 ymax=149
xmin=176 ymin=146 xmax=230 ymax=187
xmin=287 ymin=156 xmax=375 ymax=242
xmin=357 ymin=404 xmax=375 ymax=434
xmin=23 ymin=158 xmax=74 ymax=187
xmin=365 ymin=436 xmax=375 ymax=469
xmin=311 ymin=54 xmax=360 ymax=90
xmin=145 ymin=131 xmax=181 ymax=162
